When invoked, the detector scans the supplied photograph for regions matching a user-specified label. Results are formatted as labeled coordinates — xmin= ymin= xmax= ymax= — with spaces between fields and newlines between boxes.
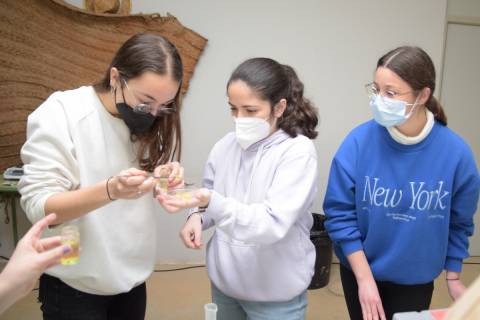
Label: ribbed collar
xmin=387 ymin=109 xmax=435 ymax=145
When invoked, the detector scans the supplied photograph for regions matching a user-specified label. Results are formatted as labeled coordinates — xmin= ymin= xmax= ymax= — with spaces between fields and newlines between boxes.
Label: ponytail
xmin=278 ymin=65 xmax=318 ymax=139
xmin=426 ymin=96 xmax=447 ymax=126
xmin=227 ymin=58 xmax=319 ymax=140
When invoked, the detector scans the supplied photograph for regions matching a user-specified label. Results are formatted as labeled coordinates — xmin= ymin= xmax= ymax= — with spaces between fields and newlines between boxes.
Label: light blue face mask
xmin=370 ymin=94 xmax=418 ymax=127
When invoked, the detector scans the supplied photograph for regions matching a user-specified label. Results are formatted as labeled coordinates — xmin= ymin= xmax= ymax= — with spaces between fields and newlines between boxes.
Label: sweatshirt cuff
xmin=340 ymin=239 xmax=363 ymax=257
xmin=204 ymin=191 xmax=228 ymax=223
xmin=444 ymin=258 xmax=463 ymax=273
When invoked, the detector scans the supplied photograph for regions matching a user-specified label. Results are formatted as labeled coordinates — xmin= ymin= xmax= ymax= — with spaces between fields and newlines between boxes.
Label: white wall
xmin=447 ymin=0 xmax=480 ymax=18
xmin=443 ymin=0 xmax=480 ymax=256
xmin=19 ymin=0 xmax=446 ymax=263
xmin=441 ymin=24 xmax=480 ymax=255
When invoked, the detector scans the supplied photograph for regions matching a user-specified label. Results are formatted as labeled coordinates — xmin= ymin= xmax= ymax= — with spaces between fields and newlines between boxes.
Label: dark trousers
xmin=340 ymin=264 xmax=434 ymax=320
xmin=38 ymin=274 xmax=146 ymax=320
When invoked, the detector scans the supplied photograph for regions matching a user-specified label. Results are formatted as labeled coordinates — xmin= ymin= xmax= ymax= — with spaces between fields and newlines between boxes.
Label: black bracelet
xmin=189 ymin=211 xmax=203 ymax=224
xmin=106 ymin=176 xmax=116 ymax=201
xmin=446 ymin=277 xmax=460 ymax=281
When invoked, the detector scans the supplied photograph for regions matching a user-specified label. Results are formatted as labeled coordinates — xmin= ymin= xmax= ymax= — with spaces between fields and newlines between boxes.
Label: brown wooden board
xmin=0 ymin=0 xmax=207 ymax=172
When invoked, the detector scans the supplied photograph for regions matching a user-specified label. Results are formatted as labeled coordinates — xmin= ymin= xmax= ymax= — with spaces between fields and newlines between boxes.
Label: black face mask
xmin=114 ymin=87 xmax=156 ymax=135
xmin=116 ymin=102 xmax=156 ymax=135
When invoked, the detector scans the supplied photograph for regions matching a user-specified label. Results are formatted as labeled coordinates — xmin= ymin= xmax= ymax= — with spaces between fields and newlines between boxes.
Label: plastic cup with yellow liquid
xmin=154 ymin=166 xmax=183 ymax=195
xmin=155 ymin=166 xmax=170 ymax=195
xmin=156 ymin=177 xmax=169 ymax=194
xmin=167 ymin=185 xmax=198 ymax=201
xmin=60 ymin=225 xmax=80 ymax=266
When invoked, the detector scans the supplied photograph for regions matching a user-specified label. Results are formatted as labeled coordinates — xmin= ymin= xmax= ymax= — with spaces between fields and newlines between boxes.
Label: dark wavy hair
xmin=227 ymin=57 xmax=318 ymax=139
xmin=94 ymin=33 xmax=183 ymax=171
xmin=377 ymin=46 xmax=447 ymax=126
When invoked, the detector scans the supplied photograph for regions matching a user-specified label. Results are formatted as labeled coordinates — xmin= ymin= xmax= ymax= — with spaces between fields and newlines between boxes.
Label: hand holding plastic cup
xmin=154 ymin=166 xmax=184 ymax=195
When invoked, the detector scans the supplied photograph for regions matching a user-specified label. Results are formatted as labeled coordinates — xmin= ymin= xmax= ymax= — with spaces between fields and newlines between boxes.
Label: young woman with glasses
xmin=18 ymin=33 xmax=184 ymax=320
xmin=323 ymin=46 xmax=479 ymax=320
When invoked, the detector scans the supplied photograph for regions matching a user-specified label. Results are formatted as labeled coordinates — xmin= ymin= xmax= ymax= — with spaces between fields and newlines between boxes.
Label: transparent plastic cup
xmin=204 ymin=303 xmax=218 ymax=320
xmin=156 ymin=177 xmax=169 ymax=194
xmin=154 ymin=166 xmax=171 ymax=194
xmin=154 ymin=166 xmax=183 ymax=195
xmin=167 ymin=186 xmax=198 ymax=201
xmin=60 ymin=225 xmax=80 ymax=266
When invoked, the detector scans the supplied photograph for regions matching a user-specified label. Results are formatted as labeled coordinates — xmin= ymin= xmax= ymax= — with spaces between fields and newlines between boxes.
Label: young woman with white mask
xmin=158 ymin=57 xmax=319 ymax=320
xmin=323 ymin=46 xmax=480 ymax=320
xmin=18 ymin=33 xmax=185 ymax=320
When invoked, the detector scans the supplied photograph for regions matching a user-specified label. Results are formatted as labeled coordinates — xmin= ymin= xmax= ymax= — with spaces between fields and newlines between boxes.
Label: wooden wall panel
xmin=0 ymin=0 xmax=207 ymax=171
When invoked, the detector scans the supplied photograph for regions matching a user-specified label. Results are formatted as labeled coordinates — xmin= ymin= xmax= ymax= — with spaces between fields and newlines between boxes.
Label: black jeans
xmin=340 ymin=264 xmax=434 ymax=320
xmin=38 ymin=274 xmax=146 ymax=320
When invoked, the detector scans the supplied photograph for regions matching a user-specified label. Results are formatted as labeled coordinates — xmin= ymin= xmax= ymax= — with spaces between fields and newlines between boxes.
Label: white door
xmin=441 ymin=22 xmax=480 ymax=256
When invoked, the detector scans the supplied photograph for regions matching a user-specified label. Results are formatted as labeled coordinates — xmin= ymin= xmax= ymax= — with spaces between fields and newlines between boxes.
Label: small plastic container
xmin=167 ymin=186 xmax=198 ymax=201
xmin=155 ymin=177 xmax=169 ymax=194
xmin=60 ymin=225 xmax=80 ymax=266
xmin=204 ymin=303 xmax=218 ymax=320
xmin=154 ymin=166 xmax=183 ymax=195
xmin=154 ymin=167 xmax=171 ymax=194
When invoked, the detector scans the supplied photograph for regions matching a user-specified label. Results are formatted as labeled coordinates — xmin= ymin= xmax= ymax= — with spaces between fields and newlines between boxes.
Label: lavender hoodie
xmin=200 ymin=129 xmax=318 ymax=301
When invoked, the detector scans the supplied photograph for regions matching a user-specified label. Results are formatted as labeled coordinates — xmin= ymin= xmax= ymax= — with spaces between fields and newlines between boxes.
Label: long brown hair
xmin=227 ymin=57 xmax=318 ymax=139
xmin=94 ymin=33 xmax=183 ymax=171
xmin=377 ymin=46 xmax=447 ymax=126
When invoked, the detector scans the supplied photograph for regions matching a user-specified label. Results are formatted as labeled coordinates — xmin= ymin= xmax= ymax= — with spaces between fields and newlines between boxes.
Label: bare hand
xmin=357 ymin=277 xmax=386 ymax=320
xmin=109 ymin=168 xmax=156 ymax=200
xmin=157 ymin=188 xmax=211 ymax=213
xmin=447 ymin=279 xmax=466 ymax=301
xmin=0 ymin=214 xmax=70 ymax=297
xmin=179 ymin=213 xmax=203 ymax=249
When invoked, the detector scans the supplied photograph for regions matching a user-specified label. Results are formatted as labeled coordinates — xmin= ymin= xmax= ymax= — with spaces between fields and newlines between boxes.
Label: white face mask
xmin=234 ymin=117 xmax=271 ymax=149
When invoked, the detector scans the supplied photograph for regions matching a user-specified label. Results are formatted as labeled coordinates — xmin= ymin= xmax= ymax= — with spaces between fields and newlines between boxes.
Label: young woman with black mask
xmin=19 ymin=33 xmax=185 ymax=320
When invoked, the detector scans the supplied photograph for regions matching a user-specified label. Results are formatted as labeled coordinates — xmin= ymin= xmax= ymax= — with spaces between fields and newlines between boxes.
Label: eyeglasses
xmin=122 ymin=79 xmax=177 ymax=116
xmin=365 ymin=82 xmax=416 ymax=101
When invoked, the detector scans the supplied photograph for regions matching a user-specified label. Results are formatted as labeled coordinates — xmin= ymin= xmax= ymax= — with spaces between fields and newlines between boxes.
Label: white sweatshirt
xmin=18 ymin=86 xmax=159 ymax=295
xmin=201 ymin=130 xmax=318 ymax=302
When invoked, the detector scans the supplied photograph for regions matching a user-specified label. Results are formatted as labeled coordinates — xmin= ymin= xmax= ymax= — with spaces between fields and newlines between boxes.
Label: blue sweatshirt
xmin=323 ymin=120 xmax=479 ymax=285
